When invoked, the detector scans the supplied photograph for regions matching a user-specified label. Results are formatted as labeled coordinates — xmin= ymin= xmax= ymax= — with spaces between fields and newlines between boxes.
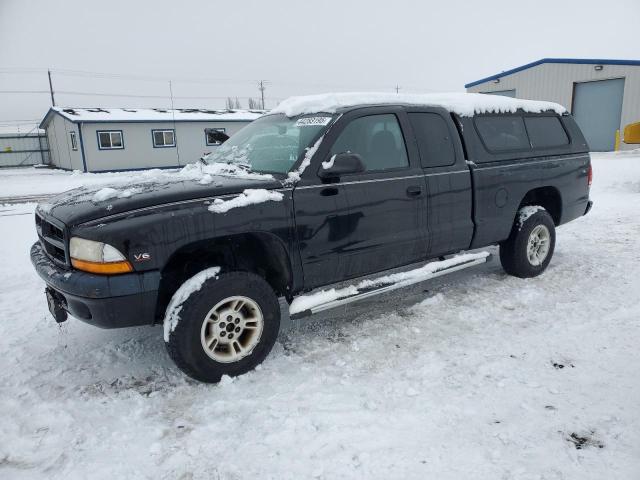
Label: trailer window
xmin=69 ymin=131 xmax=78 ymax=151
xmin=97 ymin=131 xmax=124 ymax=150
xmin=205 ymin=128 xmax=229 ymax=146
xmin=474 ymin=116 xmax=530 ymax=152
xmin=408 ymin=113 xmax=456 ymax=167
xmin=152 ymin=129 xmax=176 ymax=148
xmin=524 ymin=116 xmax=569 ymax=148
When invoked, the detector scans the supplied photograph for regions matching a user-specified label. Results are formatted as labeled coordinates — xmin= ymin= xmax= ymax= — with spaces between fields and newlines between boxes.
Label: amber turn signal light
xmin=71 ymin=258 xmax=133 ymax=275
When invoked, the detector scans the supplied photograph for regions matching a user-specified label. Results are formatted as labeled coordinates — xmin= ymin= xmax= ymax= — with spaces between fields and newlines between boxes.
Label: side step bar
xmin=289 ymin=252 xmax=491 ymax=320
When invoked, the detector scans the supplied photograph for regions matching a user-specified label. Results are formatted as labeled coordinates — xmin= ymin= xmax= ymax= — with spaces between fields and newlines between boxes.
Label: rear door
xmin=325 ymin=108 xmax=428 ymax=280
xmin=407 ymin=109 xmax=474 ymax=256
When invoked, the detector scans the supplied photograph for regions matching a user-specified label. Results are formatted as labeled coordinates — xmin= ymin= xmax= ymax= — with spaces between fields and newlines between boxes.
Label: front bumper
xmin=30 ymin=242 xmax=160 ymax=328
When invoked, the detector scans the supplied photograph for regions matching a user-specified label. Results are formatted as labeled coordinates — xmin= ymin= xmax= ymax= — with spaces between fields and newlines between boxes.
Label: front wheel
xmin=164 ymin=271 xmax=280 ymax=383
xmin=500 ymin=206 xmax=556 ymax=278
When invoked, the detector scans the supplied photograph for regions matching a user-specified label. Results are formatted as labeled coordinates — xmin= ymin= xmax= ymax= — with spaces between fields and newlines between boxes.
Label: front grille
xmin=36 ymin=212 xmax=68 ymax=265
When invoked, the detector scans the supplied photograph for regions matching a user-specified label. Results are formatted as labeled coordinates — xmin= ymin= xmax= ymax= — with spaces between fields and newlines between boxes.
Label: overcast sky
xmin=1 ymin=0 xmax=638 ymax=128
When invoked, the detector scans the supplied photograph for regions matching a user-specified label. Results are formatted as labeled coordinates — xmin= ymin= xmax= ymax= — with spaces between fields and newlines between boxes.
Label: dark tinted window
xmin=475 ymin=116 xmax=530 ymax=151
xmin=330 ymin=114 xmax=408 ymax=172
xmin=524 ymin=116 xmax=569 ymax=148
xmin=205 ymin=127 xmax=229 ymax=146
xmin=408 ymin=113 xmax=456 ymax=168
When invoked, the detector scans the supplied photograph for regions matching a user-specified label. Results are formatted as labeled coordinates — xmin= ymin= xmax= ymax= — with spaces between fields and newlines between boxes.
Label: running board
xmin=289 ymin=252 xmax=491 ymax=320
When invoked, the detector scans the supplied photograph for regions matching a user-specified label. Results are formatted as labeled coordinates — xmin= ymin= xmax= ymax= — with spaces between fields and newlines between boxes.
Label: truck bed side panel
xmin=460 ymin=115 xmax=590 ymax=249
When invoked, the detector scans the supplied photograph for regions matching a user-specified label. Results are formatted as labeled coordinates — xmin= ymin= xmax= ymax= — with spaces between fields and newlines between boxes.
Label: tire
xmin=499 ymin=206 xmax=556 ymax=278
xmin=165 ymin=271 xmax=280 ymax=383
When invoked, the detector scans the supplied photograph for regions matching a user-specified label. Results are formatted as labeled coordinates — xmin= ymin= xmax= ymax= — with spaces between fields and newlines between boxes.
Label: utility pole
xmin=47 ymin=69 xmax=55 ymax=106
xmin=168 ymin=80 xmax=180 ymax=164
xmin=395 ymin=85 xmax=401 ymax=94
xmin=258 ymin=80 xmax=267 ymax=110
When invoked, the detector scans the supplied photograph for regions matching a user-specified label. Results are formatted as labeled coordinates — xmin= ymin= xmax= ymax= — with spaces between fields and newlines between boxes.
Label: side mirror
xmin=318 ymin=152 xmax=365 ymax=179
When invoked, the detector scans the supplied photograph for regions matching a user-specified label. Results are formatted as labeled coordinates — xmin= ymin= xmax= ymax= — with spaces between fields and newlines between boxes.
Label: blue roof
xmin=465 ymin=58 xmax=640 ymax=89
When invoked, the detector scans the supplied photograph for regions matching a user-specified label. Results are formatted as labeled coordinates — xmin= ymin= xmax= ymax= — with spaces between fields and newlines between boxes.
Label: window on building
xmin=152 ymin=129 xmax=176 ymax=148
xmin=524 ymin=116 xmax=569 ymax=148
xmin=205 ymin=128 xmax=229 ymax=146
xmin=329 ymin=114 xmax=409 ymax=172
xmin=408 ymin=113 xmax=456 ymax=168
xmin=474 ymin=116 xmax=530 ymax=152
xmin=97 ymin=131 xmax=124 ymax=150
xmin=481 ymin=89 xmax=516 ymax=98
xmin=69 ymin=131 xmax=78 ymax=151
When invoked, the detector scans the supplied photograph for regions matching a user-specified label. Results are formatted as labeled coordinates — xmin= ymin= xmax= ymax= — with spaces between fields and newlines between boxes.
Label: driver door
xmin=329 ymin=109 xmax=428 ymax=280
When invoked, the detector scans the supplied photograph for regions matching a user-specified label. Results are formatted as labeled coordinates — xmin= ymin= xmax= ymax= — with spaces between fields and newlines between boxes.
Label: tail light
xmin=587 ymin=164 xmax=593 ymax=187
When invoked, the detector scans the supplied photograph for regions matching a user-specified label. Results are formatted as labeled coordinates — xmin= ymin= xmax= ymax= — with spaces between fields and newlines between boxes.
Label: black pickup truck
xmin=31 ymin=93 xmax=593 ymax=382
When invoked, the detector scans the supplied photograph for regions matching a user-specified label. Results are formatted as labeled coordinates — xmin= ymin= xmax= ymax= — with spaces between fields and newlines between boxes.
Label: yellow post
xmin=614 ymin=130 xmax=621 ymax=151
xmin=623 ymin=122 xmax=640 ymax=144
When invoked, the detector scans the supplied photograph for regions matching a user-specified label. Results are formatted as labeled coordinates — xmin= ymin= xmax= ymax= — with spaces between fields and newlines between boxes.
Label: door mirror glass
xmin=318 ymin=152 xmax=365 ymax=178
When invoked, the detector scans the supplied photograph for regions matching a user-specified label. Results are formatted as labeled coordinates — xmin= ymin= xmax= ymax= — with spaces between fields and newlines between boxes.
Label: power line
xmin=50 ymin=68 xmax=260 ymax=85
xmin=1 ymin=66 xmax=441 ymax=95
xmin=52 ymin=90 xmax=284 ymax=101
xmin=0 ymin=90 xmax=50 ymax=94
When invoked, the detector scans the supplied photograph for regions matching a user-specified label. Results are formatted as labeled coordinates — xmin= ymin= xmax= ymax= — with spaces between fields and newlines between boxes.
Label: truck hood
xmin=38 ymin=168 xmax=282 ymax=226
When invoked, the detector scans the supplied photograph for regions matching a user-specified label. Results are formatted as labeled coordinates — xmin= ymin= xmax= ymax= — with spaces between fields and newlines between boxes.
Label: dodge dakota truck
xmin=31 ymin=93 xmax=593 ymax=382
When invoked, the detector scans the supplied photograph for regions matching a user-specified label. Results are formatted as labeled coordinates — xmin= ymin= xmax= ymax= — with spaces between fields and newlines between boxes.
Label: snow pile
xmin=163 ymin=267 xmax=221 ymax=341
xmin=285 ymin=136 xmax=324 ymax=185
xmin=517 ymin=205 xmax=545 ymax=229
xmin=272 ymin=92 xmax=566 ymax=118
xmin=290 ymin=251 xmax=490 ymax=314
xmin=208 ymin=189 xmax=284 ymax=213
xmin=2 ymin=151 xmax=640 ymax=479
xmin=91 ymin=186 xmax=142 ymax=203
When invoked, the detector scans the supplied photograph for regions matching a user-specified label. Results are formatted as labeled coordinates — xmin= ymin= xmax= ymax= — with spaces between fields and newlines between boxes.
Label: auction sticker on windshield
xmin=295 ymin=116 xmax=332 ymax=127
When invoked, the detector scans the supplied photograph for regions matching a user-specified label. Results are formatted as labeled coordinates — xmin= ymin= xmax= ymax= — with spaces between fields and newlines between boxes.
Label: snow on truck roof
xmin=271 ymin=92 xmax=566 ymax=118
xmin=44 ymin=107 xmax=265 ymax=125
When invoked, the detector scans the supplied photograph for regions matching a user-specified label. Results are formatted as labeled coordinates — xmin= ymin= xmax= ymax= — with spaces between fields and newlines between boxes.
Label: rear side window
xmin=475 ymin=116 xmax=530 ymax=152
xmin=408 ymin=113 xmax=456 ymax=168
xmin=330 ymin=114 xmax=409 ymax=172
xmin=524 ymin=116 xmax=569 ymax=148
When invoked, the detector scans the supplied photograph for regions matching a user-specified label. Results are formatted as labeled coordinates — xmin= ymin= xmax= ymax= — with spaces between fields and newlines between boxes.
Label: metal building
xmin=465 ymin=58 xmax=640 ymax=151
xmin=39 ymin=107 xmax=264 ymax=172
xmin=0 ymin=127 xmax=49 ymax=167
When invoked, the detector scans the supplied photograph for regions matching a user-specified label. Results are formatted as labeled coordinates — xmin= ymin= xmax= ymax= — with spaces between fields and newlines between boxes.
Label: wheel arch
xmin=517 ymin=186 xmax=563 ymax=226
xmin=154 ymin=232 xmax=293 ymax=323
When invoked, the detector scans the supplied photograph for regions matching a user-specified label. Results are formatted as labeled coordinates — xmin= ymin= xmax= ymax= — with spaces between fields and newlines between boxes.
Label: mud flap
xmin=46 ymin=287 xmax=68 ymax=323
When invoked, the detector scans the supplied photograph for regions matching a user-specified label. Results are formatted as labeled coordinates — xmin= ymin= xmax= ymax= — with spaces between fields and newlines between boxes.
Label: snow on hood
xmin=272 ymin=92 xmax=566 ymax=118
xmin=37 ymin=161 xmax=275 ymax=212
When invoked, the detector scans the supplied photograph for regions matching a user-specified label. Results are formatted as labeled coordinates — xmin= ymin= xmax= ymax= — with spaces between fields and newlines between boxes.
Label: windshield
xmin=203 ymin=114 xmax=333 ymax=174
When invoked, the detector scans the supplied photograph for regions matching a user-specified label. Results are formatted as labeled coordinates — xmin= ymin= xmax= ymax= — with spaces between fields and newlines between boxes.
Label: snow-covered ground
xmin=1 ymin=152 xmax=639 ymax=479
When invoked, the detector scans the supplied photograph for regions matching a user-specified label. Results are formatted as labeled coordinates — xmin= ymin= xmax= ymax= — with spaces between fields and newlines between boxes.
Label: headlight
xmin=69 ymin=237 xmax=133 ymax=274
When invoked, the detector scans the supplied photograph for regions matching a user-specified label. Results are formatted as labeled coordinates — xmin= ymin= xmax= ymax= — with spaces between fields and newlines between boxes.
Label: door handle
xmin=406 ymin=186 xmax=422 ymax=197
xmin=320 ymin=187 xmax=339 ymax=197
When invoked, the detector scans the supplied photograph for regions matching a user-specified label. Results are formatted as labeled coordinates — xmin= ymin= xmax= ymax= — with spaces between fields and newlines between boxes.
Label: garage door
xmin=572 ymin=78 xmax=625 ymax=151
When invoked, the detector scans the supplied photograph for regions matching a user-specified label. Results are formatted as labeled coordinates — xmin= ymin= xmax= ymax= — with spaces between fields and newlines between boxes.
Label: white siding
xmin=467 ymin=63 xmax=640 ymax=150
xmin=46 ymin=114 xmax=84 ymax=170
xmin=80 ymin=121 xmax=251 ymax=172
